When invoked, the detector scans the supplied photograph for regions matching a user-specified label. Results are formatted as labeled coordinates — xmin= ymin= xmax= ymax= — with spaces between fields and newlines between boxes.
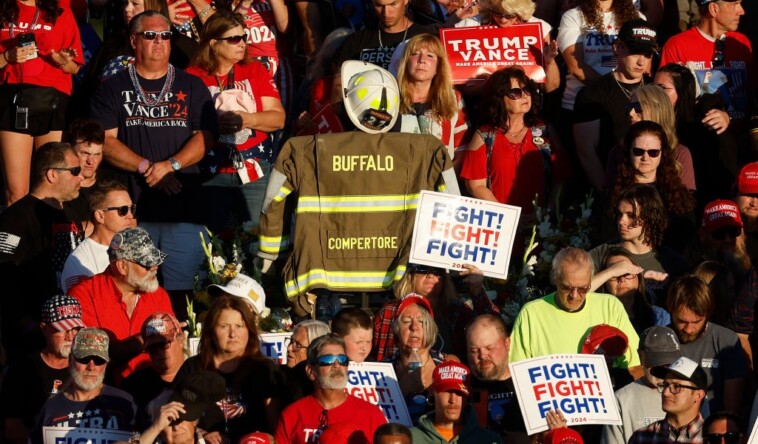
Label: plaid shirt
xmin=371 ymin=289 xmax=500 ymax=361
xmin=628 ymin=413 xmax=704 ymax=443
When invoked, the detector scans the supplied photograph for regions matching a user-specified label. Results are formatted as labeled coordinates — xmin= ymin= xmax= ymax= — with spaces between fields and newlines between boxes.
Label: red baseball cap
xmin=396 ymin=293 xmax=434 ymax=317
xmin=582 ymin=324 xmax=629 ymax=358
xmin=544 ymin=428 xmax=584 ymax=444
xmin=432 ymin=361 xmax=470 ymax=395
xmin=738 ymin=162 xmax=758 ymax=195
xmin=238 ymin=433 xmax=274 ymax=444
xmin=702 ymin=200 xmax=743 ymax=232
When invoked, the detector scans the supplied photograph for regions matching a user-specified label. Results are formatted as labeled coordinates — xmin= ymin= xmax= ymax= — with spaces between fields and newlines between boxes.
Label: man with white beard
xmin=275 ymin=335 xmax=386 ymax=444
xmin=1 ymin=295 xmax=86 ymax=444
xmin=69 ymin=227 xmax=175 ymax=382
xmin=32 ymin=328 xmax=136 ymax=444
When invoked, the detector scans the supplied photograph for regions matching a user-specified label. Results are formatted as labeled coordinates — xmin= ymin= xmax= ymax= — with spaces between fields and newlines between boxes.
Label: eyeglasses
xmin=284 ymin=337 xmax=308 ymax=351
xmin=631 ymin=147 xmax=661 ymax=158
xmin=137 ymin=30 xmax=173 ymax=40
xmin=608 ymin=273 xmax=638 ymax=283
xmin=51 ymin=166 xmax=82 ymax=176
xmin=713 ymin=36 xmax=725 ymax=67
xmin=656 ymin=382 xmax=700 ymax=394
xmin=315 ymin=354 xmax=350 ymax=367
xmin=75 ymin=355 xmax=107 ymax=366
xmin=217 ymin=34 xmax=246 ymax=44
xmin=504 ymin=87 xmax=531 ymax=100
xmin=488 ymin=9 xmax=518 ymax=20
xmin=318 ymin=409 xmax=329 ymax=434
xmin=625 ymin=101 xmax=643 ymax=114
xmin=557 ymin=284 xmax=591 ymax=296
xmin=711 ymin=226 xmax=742 ymax=240
xmin=704 ymin=432 xmax=742 ymax=444
xmin=54 ymin=327 xmax=82 ymax=339
xmin=98 ymin=204 xmax=137 ymax=217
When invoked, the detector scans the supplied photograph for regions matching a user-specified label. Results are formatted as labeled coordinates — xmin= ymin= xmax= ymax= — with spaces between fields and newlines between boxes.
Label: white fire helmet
xmin=341 ymin=60 xmax=400 ymax=134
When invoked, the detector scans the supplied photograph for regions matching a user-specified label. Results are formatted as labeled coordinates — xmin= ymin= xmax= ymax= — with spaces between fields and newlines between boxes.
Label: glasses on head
xmin=713 ymin=36 xmax=725 ymax=67
xmin=625 ymin=101 xmax=643 ymax=114
xmin=656 ymin=381 xmax=699 ymax=394
xmin=488 ymin=9 xmax=518 ymax=20
xmin=558 ymin=284 xmax=591 ymax=296
xmin=504 ymin=87 xmax=531 ymax=100
xmin=98 ymin=204 xmax=137 ymax=217
xmin=75 ymin=355 xmax=107 ymax=366
xmin=712 ymin=226 xmax=742 ymax=240
xmin=315 ymin=354 xmax=350 ymax=367
xmin=137 ymin=30 xmax=173 ymax=40
xmin=51 ymin=166 xmax=82 ymax=176
xmin=284 ymin=337 xmax=308 ymax=352
xmin=704 ymin=432 xmax=742 ymax=444
xmin=608 ymin=273 xmax=638 ymax=283
xmin=631 ymin=147 xmax=662 ymax=158
xmin=217 ymin=34 xmax=246 ymax=44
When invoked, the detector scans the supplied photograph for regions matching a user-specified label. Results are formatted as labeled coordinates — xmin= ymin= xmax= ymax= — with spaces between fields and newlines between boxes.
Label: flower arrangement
xmin=501 ymin=191 xmax=594 ymax=325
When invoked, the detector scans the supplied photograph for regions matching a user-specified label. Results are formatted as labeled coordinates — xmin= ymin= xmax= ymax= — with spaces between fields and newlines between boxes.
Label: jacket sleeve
xmin=430 ymin=138 xmax=461 ymax=195
xmin=258 ymin=138 xmax=299 ymax=260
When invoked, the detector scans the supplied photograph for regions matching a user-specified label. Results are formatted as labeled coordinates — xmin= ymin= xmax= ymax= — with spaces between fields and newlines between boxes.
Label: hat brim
xmin=50 ymin=317 xmax=86 ymax=332
xmin=433 ymin=381 xmax=469 ymax=396
xmin=169 ymin=390 xmax=208 ymax=423
xmin=137 ymin=250 xmax=167 ymax=268
xmin=72 ymin=348 xmax=110 ymax=362
xmin=623 ymin=41 xmax=658 ymax=55
xmin=645 ymin=350 xmax=683 ymax=368
xmin=650 ymin=366 xmax=704 ymax=389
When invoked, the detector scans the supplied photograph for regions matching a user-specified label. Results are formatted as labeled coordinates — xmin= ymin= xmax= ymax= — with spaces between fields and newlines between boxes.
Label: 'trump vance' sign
xmin=510 ymin=354 xmax=621 ymax=434
xmin=440 ymin=23 xmax=545 ymax=84
xmin=410 ymin=191 xmax=520 ymax=279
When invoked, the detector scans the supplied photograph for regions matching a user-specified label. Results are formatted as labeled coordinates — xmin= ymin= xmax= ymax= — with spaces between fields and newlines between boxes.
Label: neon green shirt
xmin=509 ymin=292 xmax=640 ymax=368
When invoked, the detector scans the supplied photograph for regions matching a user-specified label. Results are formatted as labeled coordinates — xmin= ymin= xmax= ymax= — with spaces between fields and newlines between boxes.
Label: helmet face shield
xmin=341 ymin=61 xmax=400 ymax=134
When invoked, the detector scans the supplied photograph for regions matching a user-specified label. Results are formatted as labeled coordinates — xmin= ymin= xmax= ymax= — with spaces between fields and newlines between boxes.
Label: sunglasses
xmin=137 ymin=30 xmax=173 ymax=40
xmin=504 ymin=87 xmax=530 ymax=100
xmin=711 ymin=226 xmax=742 ymax=240
xmin=315 ymin=354 xmax=350 ymax=367
xmin=51 ymin=166 xmax=82 ymax=176
xmin=704 ymin=432 xmax=741 ymax=444
xmin=631 ymin=147 xmax=661 ymax=158
xmin=558 ymin=284 xmax=591 ymax=296
xmin=98 ymin=204 xmax=137 ymax=217
xmin=713 ymin=36 xmax=725 ymax=67
xmin=75 ymin=355 xmax=107 ymax=366
xmin=488 ymin=9 xmax=518 ymax=19
xmin=217 ymin=34 xmax=246 ymax=44
xmin=625 ymin=101 xmax=643 ymax=114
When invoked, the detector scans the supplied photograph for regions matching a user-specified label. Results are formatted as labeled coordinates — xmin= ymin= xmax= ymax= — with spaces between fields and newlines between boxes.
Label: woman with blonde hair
xmin=394 ymin=33 xmax=470 ymax=160
xmin=605 ymin=84 xmax=696 ymax=191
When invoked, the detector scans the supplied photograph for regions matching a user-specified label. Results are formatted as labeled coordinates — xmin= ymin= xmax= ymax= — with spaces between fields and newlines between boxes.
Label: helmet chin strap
xmin=379 ymin=87 xmax=388 ymax=111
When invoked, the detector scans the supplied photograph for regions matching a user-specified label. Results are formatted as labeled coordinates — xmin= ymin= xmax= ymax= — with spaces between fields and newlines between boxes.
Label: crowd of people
xmin=0 ymin=0 xmax=757 ymax=441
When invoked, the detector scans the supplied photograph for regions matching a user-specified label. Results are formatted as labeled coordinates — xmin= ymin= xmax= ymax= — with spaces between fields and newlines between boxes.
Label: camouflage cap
xmin=108 ymin=227 xmax=166 ymax=268
xmin=71 ymin=327 xmax=110 ymax=362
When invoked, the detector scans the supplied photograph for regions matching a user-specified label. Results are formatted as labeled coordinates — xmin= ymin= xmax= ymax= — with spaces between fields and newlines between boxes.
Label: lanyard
xmin=215 ymin=67 xmax=235 ymax=91
xmin=9 ymin=6 xmax=40 ymax=39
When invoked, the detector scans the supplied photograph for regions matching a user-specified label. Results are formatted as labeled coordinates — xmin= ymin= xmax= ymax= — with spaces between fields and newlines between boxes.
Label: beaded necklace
xmin=128 ymin=64 xmax=175 ymax=107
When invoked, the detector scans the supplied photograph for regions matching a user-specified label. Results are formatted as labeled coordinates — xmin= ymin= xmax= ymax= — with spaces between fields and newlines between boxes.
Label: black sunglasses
xmin=488 ymin=9 xmax=518 ymax=20
xmin=98 ymin=204 xmax=137 ymax=217
xmin=713 ymin=36 xmax=725 ymax=67
xmin=704 ymin=432 xmax=741 ymax=444
xmin=75 ymin=355 xmax=107 ymax=366
xmin=138 ymin=31 xmax=173 ymax=40
xmin=51 ymin=166 xmax=82 ymax=176
xmin=711 ymin=226 xmax=742 ymax=240
xmin=625 ymin=101 xmax=643 ymax=114
xmin=217 ymin=34 xmax=246 ymax=44
xmin=631 ymin=147 xmax=661 ymax=158
xmin=505 ymin=87 xmax=530 ymax=100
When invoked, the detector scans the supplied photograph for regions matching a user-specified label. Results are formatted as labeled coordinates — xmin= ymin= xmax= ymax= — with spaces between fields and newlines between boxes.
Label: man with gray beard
xmin=1 ymin=295 xmax=86 ymax=444
xmin=32 ymin=328 xmax=136 ymax=444
xmin=275 ymin=335 xmax=386 ymax=444
xmin=466 ymin=314 xmax=528 ymax=444
xmin=69 ymin=227 xmax=174 ymax=382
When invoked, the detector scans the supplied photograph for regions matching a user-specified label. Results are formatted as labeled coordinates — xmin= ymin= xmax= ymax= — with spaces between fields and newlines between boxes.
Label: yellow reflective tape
xmin=285 ymin=268 xmax=406 ymax=297
xmin=273 ymin=186 xmax=292 ymax=203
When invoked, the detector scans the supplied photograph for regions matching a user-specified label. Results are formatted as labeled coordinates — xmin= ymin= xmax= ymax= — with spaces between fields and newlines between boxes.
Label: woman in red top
xmin=186 ymin=12 xmax=284 ymax=232
xmin=460 ymin=66 xmax=566 ymax=214
xmin=0 ymin=0 xmax=83 ymax=205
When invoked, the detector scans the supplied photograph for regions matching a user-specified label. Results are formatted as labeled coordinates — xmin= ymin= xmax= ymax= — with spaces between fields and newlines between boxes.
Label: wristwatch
xmin=168 ymin=157 xmax=182 ymax=172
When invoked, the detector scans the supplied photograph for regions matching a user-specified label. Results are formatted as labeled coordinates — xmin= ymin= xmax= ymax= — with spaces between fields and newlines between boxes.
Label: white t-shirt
xmin=60 ymin=237 xmax=110 ymax=292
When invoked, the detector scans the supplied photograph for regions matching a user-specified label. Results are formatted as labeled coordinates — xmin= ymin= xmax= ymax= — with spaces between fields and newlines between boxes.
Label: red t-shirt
xmin=239 ymin=0 xmax=290 ymax=60
xmin=275 ymin=394 xmax=387 ymax=444
xmin=0 ymin=2 xmax=84 ymax=94
xmin=68 ymin=269 xmax=175 ymax=381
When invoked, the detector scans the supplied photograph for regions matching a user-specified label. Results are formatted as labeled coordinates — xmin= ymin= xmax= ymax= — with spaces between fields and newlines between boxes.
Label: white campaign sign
xmin=346 ymin=361 xmax=412 ymax=426
xmin=43 ymin=427 xmax=132 ymax=444
xmin=410 ymin=191 xmax=520 ymax=279
xmin=510 ymin=354 xmax=621 ymax=435
xmin=260 ymin=332 xmax=293 ymax=365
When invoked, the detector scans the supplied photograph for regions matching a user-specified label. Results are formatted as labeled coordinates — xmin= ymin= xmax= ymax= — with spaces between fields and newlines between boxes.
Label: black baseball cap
xmin=617 ymin=19 xmax=658 ymax=55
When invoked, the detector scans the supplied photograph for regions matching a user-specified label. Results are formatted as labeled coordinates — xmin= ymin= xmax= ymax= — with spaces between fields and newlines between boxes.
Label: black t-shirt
xmin=574 ymin=74 xmax=649 ymax=165
xmin=90 ymin=66 xmax=217 ymax=224
xmin=121 ymin=367 xmax=172 ymax=429
xmin=335 ymin=23 xmax=438 ymax=70
xmin=0 ymin=353 xmax=70 ymax=428
xmin=173 ymin=355 xmax=286 ymax=442
xmin=470 ymin=376 xmax=529 ymax=444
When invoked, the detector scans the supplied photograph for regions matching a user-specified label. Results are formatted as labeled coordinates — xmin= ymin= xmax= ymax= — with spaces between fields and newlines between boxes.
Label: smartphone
xmin=15 ymin=107 xmax=29 ymax=130
xmin=17 ymin=32 xmax=37 ymax=59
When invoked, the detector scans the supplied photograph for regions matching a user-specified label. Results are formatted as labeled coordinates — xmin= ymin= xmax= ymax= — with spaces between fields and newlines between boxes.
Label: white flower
xmin=522 ymin=255 xmax=538 ymax=277
xmin=211 ymin=256 xmax=226 ymax=271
